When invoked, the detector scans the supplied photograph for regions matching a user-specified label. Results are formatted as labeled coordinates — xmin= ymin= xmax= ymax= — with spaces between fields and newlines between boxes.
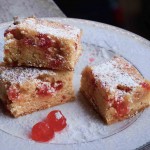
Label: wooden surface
xmin=0 ymin=0 xmax=66 ymax=23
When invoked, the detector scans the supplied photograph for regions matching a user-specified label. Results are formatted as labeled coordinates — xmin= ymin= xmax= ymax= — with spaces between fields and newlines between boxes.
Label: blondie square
xmin=4 ymin=17 xmax=82 ymax=70
xmin=80 ymin=56 xmax=150 ymax=124
xmin=0 ymin=66 xmax=75 ymax=117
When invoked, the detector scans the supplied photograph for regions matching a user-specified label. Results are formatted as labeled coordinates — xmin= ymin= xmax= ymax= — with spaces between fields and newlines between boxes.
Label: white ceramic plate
xmin=0 ymin=18 xmax=150 ymax=150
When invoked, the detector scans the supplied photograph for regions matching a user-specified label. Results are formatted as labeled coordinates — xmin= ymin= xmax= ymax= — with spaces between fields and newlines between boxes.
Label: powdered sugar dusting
xmin=0 ymin=67 xmax=56 ymax=84
xmin=9 ymin=18 xmax=81 ymax=41
xmin=5 ymin=39 xmax=15 ymax=44
xmin=55 ymin=112 xmax=62 ymax=120
xmin=92 ymin=56 xmax=142 ymax=99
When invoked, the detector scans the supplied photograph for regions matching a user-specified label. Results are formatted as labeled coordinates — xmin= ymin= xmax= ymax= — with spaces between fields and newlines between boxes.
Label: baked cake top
xmin=0 ymin=67 xmax=56 ymax=84
xmin=91 ymin=56 xmax=144 ymax=99
xmin=8 ymin=17 xmax=81 ymax=41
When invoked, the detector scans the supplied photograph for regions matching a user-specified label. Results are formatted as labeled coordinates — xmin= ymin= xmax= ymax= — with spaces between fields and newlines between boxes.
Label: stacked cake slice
xmin=4 ymin=17 xmax=82 ymax=70
xmin=0 ymin=17 xmax=82 ymax=117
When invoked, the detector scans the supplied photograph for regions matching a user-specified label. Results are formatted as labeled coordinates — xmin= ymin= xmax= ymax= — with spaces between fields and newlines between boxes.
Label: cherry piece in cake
xmin=37 ymin=34 xmax=52 ymax=48
xmin=36 ymin=81 xmax=63 ymax=96
xmin=31 ymin=121 xmax=54 ymax=142
xmin=7 ymin=85 xmax=20 ymax=101
xmin=52 ymin=81 xmax=63 ymax=91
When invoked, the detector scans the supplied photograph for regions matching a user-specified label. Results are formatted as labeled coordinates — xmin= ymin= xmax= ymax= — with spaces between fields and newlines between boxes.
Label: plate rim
xmin=0 ymin=17 xmax=150 ymax=150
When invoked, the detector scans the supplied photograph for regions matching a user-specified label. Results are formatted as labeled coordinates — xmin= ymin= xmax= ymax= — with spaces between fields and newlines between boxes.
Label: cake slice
xmin=4 ymin=17 xmax=82 ymax=70
xmin=0 ymin=66 xmax=75 ymax=117
xmin=80 ymin=56 xmax=150 ymax=124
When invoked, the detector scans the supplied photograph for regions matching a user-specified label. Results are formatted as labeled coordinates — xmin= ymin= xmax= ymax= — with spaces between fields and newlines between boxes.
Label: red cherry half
xmin=31 ymin=121 xmax=54 ymax=142
xmin=46 ymin=110 xmax=67 ymax=132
